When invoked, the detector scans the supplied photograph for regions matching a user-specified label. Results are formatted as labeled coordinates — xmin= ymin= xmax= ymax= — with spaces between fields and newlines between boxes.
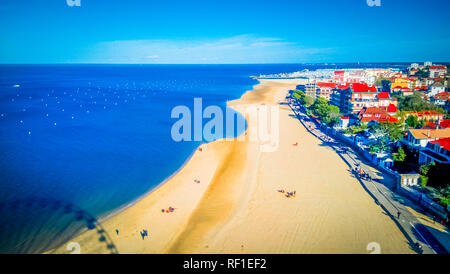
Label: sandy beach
xmin=51 ymin=79 xmax=416 ymax=254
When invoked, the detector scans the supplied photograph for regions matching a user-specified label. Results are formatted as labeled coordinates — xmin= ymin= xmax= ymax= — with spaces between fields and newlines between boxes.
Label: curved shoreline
xmin=64 ymin=81 xmax=256 ymax=238
xmin=48 ymin=79 xmax=263 ymax=253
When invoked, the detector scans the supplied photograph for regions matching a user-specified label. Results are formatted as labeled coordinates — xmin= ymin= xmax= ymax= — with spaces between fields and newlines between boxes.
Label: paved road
xmin=288 ymin=101 xmax=447 ymax=254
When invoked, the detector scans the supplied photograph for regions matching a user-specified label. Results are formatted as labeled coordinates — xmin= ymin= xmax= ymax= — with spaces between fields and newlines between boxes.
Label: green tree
xmin=420 ymin=176 xmax=428 ymax=187
xmin=303 ymin=95 xmax=314 ymax=107
xmin=325 ymin=105 xmax=341 ymax=125
xmin=397 ymin=92 xmax=445 ymax=113
xmin=292 ymin=90 xmax=305 ymax=101
xmin=311 ymin=97 xmax=341 ymax=126
xmin=393 ymin=147 xmax=406 ymax=162
xmin=419 ymin=162 xmax=435 ymax=176
xmin=371 ymin=122 xmax=404 ymax=142
xmin=405 ymin=115 xmax=419 ymax=129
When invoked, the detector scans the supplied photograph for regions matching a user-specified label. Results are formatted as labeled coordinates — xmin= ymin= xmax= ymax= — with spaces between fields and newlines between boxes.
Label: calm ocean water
xmin=0 ymin=64 xmax=405 ymax=253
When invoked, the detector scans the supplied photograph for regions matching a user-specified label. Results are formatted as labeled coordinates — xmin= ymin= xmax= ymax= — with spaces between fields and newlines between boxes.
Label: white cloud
xmin=84 ymin=35 xmax=333 ymax=64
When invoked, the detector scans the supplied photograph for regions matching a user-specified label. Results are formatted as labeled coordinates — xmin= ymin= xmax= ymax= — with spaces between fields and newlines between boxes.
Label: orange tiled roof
xmin=408 ymin=128 xmax=450 ymax=140
xmin=358 ymin=107 xmax=398 ymax=123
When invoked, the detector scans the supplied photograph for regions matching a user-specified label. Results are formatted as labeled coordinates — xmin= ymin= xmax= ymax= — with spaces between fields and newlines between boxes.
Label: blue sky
xmin=0 ymin=0 xmax=449 ymax=64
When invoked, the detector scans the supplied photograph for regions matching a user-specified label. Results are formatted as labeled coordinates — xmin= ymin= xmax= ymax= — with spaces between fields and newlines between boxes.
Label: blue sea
xmin=0 ymin=63 xmax=406 ymax=253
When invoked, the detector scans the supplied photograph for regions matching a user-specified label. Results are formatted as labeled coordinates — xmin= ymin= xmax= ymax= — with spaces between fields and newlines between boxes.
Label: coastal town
xmin=46 ymin=65 xmax=450 ymax=255
xmin=281 ymin=63 xmax=450 ymax=236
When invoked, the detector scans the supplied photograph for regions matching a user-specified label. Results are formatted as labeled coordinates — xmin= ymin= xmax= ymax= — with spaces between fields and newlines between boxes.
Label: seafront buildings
xmin=285 ymin=62 xmax=450 ymax=222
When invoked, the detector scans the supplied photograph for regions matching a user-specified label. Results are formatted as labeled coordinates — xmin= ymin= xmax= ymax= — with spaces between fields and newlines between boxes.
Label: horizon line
xmin=1 ymin=61 xmax=450 ymax=66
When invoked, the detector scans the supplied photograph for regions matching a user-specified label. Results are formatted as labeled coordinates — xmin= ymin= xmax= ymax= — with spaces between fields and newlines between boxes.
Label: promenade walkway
xmin=288 ymin=101 xmax=448 ymax=254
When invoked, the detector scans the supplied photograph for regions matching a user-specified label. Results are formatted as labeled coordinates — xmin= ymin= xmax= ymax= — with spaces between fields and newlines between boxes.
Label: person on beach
xmin=115 ymin=229 xmax=119 ymax=236
xmin=397 ymin=211 xmax=401 ymax=219
xmin=140 ymin=229 xmax=148 ymax=240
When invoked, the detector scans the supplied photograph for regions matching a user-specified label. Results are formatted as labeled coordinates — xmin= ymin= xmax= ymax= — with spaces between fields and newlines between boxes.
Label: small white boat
xmin=13 ymin=84 xmax=20 ymax=88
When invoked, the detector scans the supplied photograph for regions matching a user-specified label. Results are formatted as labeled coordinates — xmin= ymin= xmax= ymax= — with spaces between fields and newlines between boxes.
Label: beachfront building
xmin=329 ymin=83 xmax=397 ymax=115
xmin=305 ymin=81 xmax=318 ymax=99
xmin=316 ymin=82 xmax=337 ymax=100
xmin=330 ymin=84 xmax=350 ymax=111
xmin=429 ymin=65 xmax=448 ymax=79
xmin=402 ymin=128 xmax=450 ymax=151
xmin=342 ymin=83 xmax=397 ymax=114
xmin=342 ymin=83 xmax=378 ymax=114
xmin=419 ymin=138 xmax=450 ymax=165
xmin=357 ymin=106 xmax=399 ymax=126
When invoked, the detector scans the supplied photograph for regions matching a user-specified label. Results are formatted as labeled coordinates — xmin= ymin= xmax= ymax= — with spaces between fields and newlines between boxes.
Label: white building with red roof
xmin=357 ymin=105 xmax=399 ymax=125
xmin=340 ymin=83 xmax=397 ymax=114
xmin=429 ymin=65 xmax=447 ymax=78
xmin=432 ymin=92 xmax=450 ymax=106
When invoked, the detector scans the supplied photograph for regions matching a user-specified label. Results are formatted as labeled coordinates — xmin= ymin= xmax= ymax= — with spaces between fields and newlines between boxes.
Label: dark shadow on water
xmin=0 ymin=197 xmax=119 ymax=254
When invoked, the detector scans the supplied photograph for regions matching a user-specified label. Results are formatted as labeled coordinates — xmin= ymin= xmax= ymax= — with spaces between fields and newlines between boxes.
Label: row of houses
xmin=328 ymin=82 xmax=397 ymax=114
xmin=298 ymin=64 xmax=449 ymax=126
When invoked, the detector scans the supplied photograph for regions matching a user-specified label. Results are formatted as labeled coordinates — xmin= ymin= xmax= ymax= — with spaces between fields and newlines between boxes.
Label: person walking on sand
xmin=115 ymin=229 xmax=119 ymax=236
xmin=397 ymin=211 xmax=401 ymax=219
